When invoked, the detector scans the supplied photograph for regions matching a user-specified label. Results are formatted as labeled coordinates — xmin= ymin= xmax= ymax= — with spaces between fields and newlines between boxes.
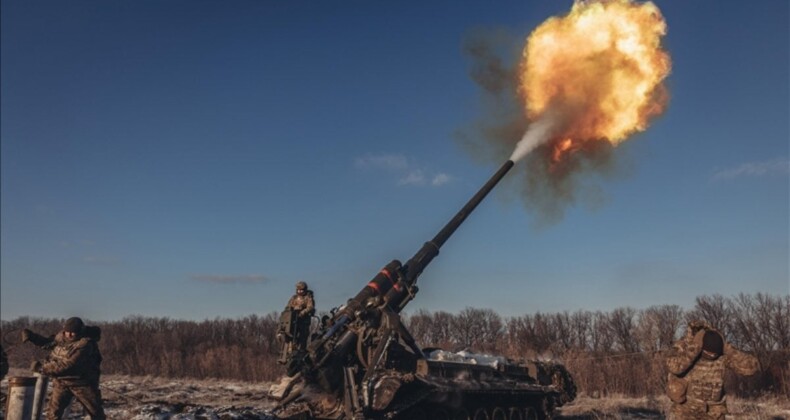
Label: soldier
xmin=22 ymin=317 xmax=106 ymax=420
xmin=285 ymin=281 xmax=315 ymax=351
xmin=665 ymin=321 xmax=759 ymax=420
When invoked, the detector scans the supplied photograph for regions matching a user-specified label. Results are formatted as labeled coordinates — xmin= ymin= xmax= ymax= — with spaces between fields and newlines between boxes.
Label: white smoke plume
xmin=509 ymin=112 xmax=560 ymax=162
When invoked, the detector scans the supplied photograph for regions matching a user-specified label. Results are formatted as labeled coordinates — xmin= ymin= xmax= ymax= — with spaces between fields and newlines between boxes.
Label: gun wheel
xmin=507 ymin=407 xmax=524 ymax=420
xmin=472 ymin=407 xmax=489 ymax=420
xmin=523 ymin=406 xmax=542 ymax=420
xmin=452 ymin=408 xmax=471 ymax=420
xmin=430 ymin=407 xmax=451 ymax=420
xmin=400 ymin=407 xmax=428 ymax=420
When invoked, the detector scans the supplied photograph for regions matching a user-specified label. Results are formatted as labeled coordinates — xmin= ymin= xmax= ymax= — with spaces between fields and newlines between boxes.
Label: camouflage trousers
xmin=47 ymin=381 xmax=106 ymax=420
xmin=669 ymin=398 xmax=727 ymax=420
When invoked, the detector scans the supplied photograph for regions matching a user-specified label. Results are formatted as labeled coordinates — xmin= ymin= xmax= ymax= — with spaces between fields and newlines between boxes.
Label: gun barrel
xmin=306 ymin=160 xmax=516 ymax=370
xmin=401 ymin=159 xmax=515 ymax=286
xmin=432 ymin=160 xmax=514 ymax=248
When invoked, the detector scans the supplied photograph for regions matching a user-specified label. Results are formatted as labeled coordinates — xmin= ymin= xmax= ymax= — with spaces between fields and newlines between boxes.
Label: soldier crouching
xmin=23 ymin=317 xmax=106 ymax=420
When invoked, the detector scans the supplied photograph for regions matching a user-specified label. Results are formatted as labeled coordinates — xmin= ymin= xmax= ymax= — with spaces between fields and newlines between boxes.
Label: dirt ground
xmin=2 ymin=369 xmax=788 ymax=419
xmin=556 ymin=394 xmax=790 ymax=420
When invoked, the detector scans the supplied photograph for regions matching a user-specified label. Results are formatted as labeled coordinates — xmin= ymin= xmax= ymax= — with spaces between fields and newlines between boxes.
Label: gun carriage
xmin=272 ymin=160 xmax=576 ymax=420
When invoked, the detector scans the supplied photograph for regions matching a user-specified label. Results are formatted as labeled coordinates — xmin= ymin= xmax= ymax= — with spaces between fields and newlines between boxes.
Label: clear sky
xmin=2 ymin=0 xmax=788 ymax=321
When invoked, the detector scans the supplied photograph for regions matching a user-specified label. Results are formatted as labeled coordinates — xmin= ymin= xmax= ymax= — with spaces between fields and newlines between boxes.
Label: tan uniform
xmin=666 ymin=324 xmax=758 ymax=420
xmin=286 ymin=292 xmax=315 ymax=317
xmin=28 ymin=330 xmax=106 ymax=420
xmin=286 ymin=291 xmax=315 ymax=351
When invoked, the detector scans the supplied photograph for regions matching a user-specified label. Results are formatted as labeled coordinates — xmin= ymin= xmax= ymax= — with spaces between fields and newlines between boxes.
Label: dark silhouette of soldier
xmin=666 ymin=321 xmax=759 ymax=420
xmin=23 ymin=317 xmax=106 ymax=420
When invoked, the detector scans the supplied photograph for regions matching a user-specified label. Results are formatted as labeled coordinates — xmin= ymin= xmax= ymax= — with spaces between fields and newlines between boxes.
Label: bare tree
xmin=405 ymin=309 xmax=434 ymax=347
xmin=451 ymin=307 xmax=503 ymax=352
xmin=635 ymin=305 xmax=684 ymax=352
xmin=430 ymin=311 xmax=455 ymax=349
xmin=551 ymin=312 xmax=573 ymax=353
xmin=686 ymin=294 xmax=733 ymax=338
xmin=590 ymin=311 xmax=614 ymax=353
xmin=607 ymin=308 xmax=639 ymax=353
xmin=773 ymin=294 xmax=790 ymax=350
xmin=568 ymin=310 xmax=593 ymax=351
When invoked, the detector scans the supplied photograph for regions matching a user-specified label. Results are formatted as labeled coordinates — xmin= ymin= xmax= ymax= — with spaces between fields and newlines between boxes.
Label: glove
xmin=690 ymin=329 xmax=705 ymax=357
xmin=30 ymin=360 xmax=42 ymax=373
xmin=688 ymin=320 xmax=713 ymax=334
xmin=21 ymin=328 xmax=32 ymax=343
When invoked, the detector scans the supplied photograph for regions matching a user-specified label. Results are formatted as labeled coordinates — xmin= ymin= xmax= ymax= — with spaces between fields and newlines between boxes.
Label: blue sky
xmin=2 ymin=0 xmax=787 ymax=321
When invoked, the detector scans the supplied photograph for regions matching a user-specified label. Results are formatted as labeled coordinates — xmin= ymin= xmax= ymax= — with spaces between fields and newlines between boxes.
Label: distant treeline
xmin=407 ymin=293 xmax=789 ymax=398
xmin=2 ymin=293 xmax=788 ymax=398
xmin=2 ymin=314 xmax=283 ymax=382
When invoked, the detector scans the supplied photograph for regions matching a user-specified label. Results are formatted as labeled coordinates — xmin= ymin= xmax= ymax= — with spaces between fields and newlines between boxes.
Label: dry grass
xmin=556 ymin=393 xmax=790 ymax=420
xmin=557 ymin=394 xmax=665 ymax=419
xmin=726 ymin=395 xmax=790 ymax=420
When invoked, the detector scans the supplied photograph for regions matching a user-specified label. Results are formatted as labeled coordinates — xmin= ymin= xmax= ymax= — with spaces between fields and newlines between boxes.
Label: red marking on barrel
xmin=380 ymin=269 xmax=395 ymax=286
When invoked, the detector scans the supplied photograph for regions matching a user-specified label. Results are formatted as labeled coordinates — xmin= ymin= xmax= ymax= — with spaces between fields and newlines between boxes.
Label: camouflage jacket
xmin=28 ymin=330 xmax=103 ymax=386
xmin=666 ymin=325 xmax=758 ymax=405
xmin=286 ymin=291 xmax=315 ymax=318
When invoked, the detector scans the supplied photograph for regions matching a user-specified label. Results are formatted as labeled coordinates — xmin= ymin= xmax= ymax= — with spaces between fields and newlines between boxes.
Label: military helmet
xmin=296 ymin=281 xmax=308 ymax=290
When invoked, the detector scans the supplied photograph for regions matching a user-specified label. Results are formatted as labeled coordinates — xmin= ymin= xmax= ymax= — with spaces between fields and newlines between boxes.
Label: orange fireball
xmin=551 ymin=138 xmax=575 ymax=163
xmin=520 ymin=0 xmax=671 ymax=159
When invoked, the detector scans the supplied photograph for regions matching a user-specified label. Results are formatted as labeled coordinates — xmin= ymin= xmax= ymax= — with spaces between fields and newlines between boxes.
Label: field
xmin=3 ymin=369 xmax=789 ymax=420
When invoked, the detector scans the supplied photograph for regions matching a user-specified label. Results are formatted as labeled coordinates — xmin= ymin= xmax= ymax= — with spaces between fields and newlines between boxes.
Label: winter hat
xmin=64 ymin=317 xmax=85 ymax=333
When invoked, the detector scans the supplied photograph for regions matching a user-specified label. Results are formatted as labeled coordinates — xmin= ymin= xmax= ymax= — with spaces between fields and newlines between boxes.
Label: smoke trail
xmin=509 ymin=111 xmax=560 ymax=162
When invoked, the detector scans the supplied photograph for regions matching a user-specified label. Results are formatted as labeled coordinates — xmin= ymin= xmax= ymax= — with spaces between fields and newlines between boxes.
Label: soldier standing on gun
xmin=286 ymin=281 xmax=315 ymax=352
xmin=665 ymin=321 xmax=759 ymax=420
xmin=22 ymin=317 xmax=106 ymax=420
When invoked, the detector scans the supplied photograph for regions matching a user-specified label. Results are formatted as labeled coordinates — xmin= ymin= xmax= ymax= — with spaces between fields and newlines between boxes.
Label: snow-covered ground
xmin=2 ymin=369 xmax=277 ymax=419
xmin=2 ymin=369 xmax=788 ymax=419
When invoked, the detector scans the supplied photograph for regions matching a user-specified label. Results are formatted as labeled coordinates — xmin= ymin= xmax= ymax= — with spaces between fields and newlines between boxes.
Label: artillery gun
xmin=271 ymin=160 xmax=576 ymax=419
